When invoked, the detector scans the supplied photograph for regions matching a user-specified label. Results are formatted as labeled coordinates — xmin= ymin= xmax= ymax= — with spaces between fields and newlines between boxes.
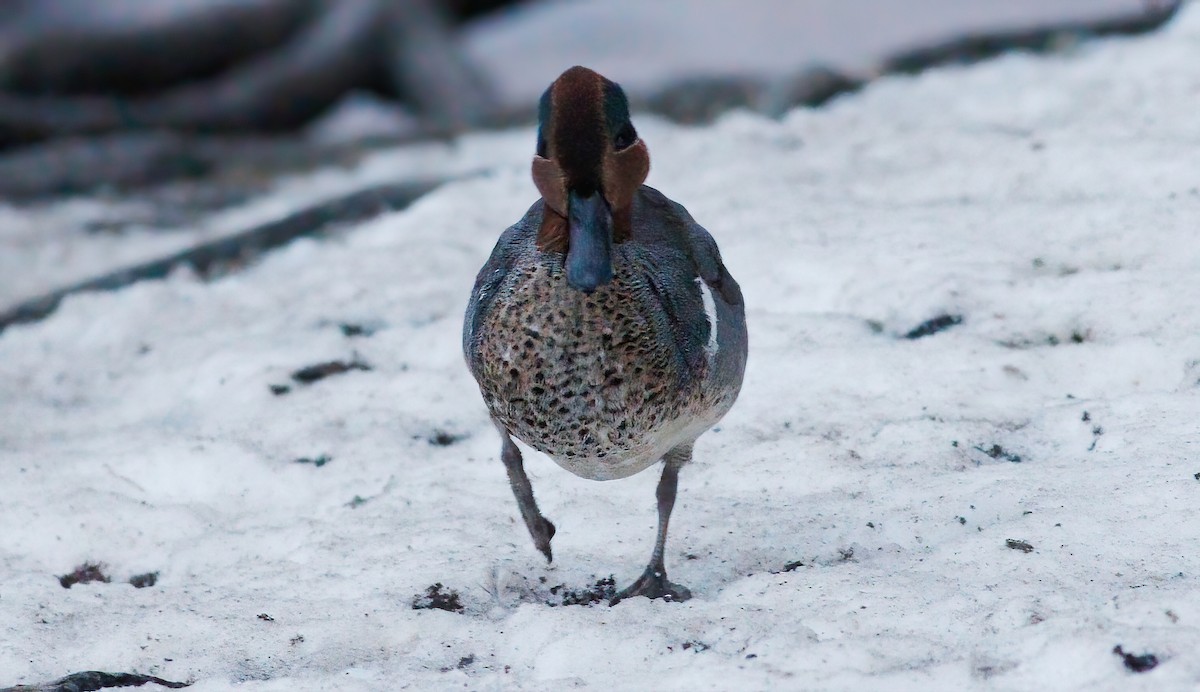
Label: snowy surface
xmin=463 ymin=0 xmax=1171 ymax=107
xmin=0 ymin=137 xmax=523 ymax=308
xmin=3 ymin=6 xmax=1200 ymax=690
xmin=0 ymin=1 xmax=1176 ymax=309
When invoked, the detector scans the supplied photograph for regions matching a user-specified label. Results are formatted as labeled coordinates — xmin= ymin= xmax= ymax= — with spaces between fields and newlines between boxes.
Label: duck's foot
xmin=531 ymin=516 xmax=556 ymax=562
xmin=609 ymin=567 xmax=692 ymax=605
xmin=496 ymin=425 xmax=557 ymax=563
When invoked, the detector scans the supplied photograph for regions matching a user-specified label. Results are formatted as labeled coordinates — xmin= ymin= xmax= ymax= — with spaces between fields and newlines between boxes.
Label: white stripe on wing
xmin=696 ymin=277 xmax=719 ymax=363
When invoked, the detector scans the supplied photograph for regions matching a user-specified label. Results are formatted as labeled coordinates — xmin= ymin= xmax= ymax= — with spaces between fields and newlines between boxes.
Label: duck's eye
xmin=613 ymin=123 xmax=636 ymax=151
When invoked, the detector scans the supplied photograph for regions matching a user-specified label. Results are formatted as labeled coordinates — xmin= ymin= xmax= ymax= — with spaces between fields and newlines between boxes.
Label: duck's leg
xmin=611 ymin=444 xmax=693 ymax=605
xmin=496 ymin=422 xmax=556 ymax=562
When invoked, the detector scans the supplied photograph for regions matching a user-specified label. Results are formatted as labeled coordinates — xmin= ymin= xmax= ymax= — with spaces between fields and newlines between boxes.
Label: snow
xmin=0 ymin=134 xmax=527 ymax=308
xmin=3 ymin=6 xmax=1200 ymax=690
xmin=463 ymin=0 xmax=1170 ymax=107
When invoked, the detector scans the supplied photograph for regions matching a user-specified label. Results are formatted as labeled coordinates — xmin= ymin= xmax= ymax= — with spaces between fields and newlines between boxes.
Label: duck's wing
xmin=462 ymin=205 xmax=540 ymax=376
xmin=682 ymin=216 xmax=744 ymax=310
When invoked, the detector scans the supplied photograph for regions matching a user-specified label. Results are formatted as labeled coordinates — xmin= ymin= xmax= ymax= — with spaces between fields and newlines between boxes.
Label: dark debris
xmin=1113 ymin=645 xmax=1159 ymax=673
xmin=549 ymin=576 xmax=617 ymax=607
xmin=1006 ymin=538 xmax=1035 ymax=553
xmin=1046 ymin=330 xmax=1090 ymax=346
xmin=338 ymin=323 xmax=377 ymax=338
xmin=904 ymin=314 xmax=963 ymax=340
xmin=440 ymin=655 xmax=475 ymax=672
xmin=59 ymin=563 xmax=111 ymax=589
xmin=427 ymin=430 xmax=467 ymax=447
xmin=295 ymin=455 xmax=331 ymax=468
xmin=0 ymin=670 xmax=190 ymax=691
xmin=128 ymin=572 xmax=158 ymax=589
xmin=291 ymin=359 xmax=372 ymax=384
xmin=976 ymin=444 xmax=1022 ymax=463
xmin=412 ymin=583 xmax=464 ymax=613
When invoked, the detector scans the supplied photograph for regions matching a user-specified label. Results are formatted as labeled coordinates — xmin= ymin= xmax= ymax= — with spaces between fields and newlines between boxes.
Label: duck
xmin=463 ymin=65 xmax=747 ymax=604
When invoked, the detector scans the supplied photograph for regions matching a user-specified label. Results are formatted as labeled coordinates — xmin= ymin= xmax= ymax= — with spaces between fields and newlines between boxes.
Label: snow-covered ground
xmin=463 ymin=0 xmax=1171 ymax=107
xmin=0 ymin=1 xmax=1176 ymax=310
xmin=0 ymin=137 xmax=523 ymax=309
xmin=3 ymin=5 xmax=1200 ymax=690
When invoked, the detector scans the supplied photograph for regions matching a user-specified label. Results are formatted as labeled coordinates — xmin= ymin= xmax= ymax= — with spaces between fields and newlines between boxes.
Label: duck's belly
xmin=474 ymin=265 xmax=706 ymax=480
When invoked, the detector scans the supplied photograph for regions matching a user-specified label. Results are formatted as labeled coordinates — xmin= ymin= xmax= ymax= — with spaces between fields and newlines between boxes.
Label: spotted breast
xmin=468 ymin=189 xmax=742 ymax=481
xmin=462 ymin=65 xmax=746 ymax=604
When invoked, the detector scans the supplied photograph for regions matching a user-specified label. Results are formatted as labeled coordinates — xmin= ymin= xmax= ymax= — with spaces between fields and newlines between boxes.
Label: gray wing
xmin=630 ymin=187 xmax=746 ymax=384
xmin=674 ymin=199 xmax=748 ymax=386
xmin=683 ymin=216 xmax=744 ymax=309
xmin=462 ymin=203 xmax=540 ymax=376
xmin=635 ymin=186 xmax=744 ymax=309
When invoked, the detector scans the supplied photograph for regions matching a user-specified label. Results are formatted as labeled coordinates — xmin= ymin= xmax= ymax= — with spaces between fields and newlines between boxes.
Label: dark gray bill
xmin=565 ymin=190 xmax=613 ymax=293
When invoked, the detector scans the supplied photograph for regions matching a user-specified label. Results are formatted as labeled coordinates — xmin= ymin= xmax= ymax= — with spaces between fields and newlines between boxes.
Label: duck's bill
xmin=565 ymin=190 xmax=614 ymax=293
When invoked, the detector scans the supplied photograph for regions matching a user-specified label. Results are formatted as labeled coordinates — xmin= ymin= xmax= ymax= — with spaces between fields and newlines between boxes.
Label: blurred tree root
xmin=0 ymin=0 xmax=1179 ymax=200
xmin=640 ymin=0 xmax=1182 ymax=123
xmin=0 ymin=670 xmax=189 ymax=692
xmin=0 ymin=0 xmax=1183 ymax=335
xmin=0 ymin=130 xmax=454 ymax=201
xmin=0 ymin=0 xmax=496 ymax=148
xmin=0 ymin=179 xmax=447 ymax=334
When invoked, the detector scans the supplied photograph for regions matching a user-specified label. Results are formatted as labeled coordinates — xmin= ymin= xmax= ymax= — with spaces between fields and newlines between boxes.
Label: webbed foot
xmin=609 ymin=567 xmax=691 ymax=605
xmin=531 ymin=516 xmax=556 ymax=562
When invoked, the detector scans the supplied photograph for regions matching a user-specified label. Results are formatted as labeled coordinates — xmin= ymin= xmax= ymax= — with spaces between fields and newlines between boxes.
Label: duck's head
xmin=532 ymin=66 xmax=650 ymax=293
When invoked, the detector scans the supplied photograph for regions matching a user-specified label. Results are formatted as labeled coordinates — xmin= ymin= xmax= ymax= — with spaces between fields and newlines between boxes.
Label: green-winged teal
xmin=464 ymin=66 xmax=747 ymax=604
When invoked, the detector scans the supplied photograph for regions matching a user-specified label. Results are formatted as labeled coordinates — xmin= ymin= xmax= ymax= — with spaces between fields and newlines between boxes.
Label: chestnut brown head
xmin=532 ymin=66 xmax=650 ymax=293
